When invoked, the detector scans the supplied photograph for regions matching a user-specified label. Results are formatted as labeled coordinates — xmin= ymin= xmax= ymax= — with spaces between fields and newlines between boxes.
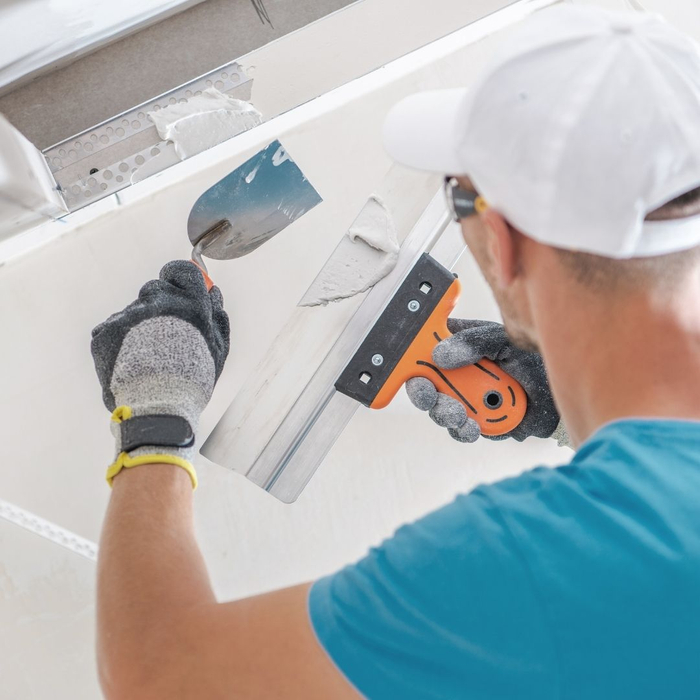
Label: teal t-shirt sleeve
xmin=308 ymin=488 xmax=559 ymax=700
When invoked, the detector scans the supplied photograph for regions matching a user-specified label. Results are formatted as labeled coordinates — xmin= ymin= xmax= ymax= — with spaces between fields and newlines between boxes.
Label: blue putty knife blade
xmin=187 ymin=139 xmax=322 ymax=259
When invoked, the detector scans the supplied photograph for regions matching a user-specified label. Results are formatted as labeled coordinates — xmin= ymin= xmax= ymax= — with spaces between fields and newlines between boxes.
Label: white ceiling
xmin=0 ymin=0 xmax=205 ymax=93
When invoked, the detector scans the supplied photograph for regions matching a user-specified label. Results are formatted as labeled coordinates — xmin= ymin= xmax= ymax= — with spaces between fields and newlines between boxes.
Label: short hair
xmin=555 ymin=187 xmax=700 ymax=290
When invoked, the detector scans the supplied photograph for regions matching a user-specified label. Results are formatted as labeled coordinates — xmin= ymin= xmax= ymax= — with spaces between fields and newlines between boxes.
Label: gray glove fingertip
xmin=91 ymin=320 xmax=107 ymax=338
xmin=435 ymin=323 xmax=510 ymax=368
xmin=138 ymin=278 xmax=166 ymax=300
xmin=209 ymin=285 xmax=225 ymax=308
xmin=406 ymin=377 xmax=438 ymax=411
xmin=432 ymin=335 xmax=479 ymax=370
xmin=448 ymin=417 xmax=481 ymax=443
xmin=160 ymin=260 xmax=208 ymax=295
xmin=429 ymin=394 xmax=467 ymax=429
xmin=446 ymin=318 xmax=497 ymax=334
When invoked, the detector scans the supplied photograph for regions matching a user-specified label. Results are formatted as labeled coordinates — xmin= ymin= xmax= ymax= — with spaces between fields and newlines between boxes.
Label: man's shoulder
xmin=309 ymin=420 xmax=700 ymax=700
xmin=366 ymin=417 xmax=700 ymax=609
xmin=457 ymin=419 xmax=700 ymax=587
xmin=477 ymin=418 xmax=700 ymax=518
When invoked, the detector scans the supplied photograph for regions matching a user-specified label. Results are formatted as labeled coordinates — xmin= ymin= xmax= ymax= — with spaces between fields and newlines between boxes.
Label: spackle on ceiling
xmin=299 ymin=195 xmax=400 ymax=307
xmin=147 ymin=87 xmax=263 ymax=160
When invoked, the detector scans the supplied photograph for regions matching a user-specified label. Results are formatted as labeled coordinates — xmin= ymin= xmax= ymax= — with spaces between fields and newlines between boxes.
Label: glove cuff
xmin=106 ymin=452 xmax=198 ymax=489
xmin=107 ymin=406 xmax=198 ymax=489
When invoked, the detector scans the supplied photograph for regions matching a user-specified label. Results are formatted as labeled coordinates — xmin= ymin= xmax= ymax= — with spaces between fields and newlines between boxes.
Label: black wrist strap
xmin=120 ymin=415 xmax=194 ymax=453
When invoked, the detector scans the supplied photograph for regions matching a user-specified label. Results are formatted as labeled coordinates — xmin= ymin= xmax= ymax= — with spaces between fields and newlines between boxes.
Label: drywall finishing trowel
xmin=186 ymin=139 xmax=322 ymax=288
xmin=202 ymin=190 xmax=526 ymax=503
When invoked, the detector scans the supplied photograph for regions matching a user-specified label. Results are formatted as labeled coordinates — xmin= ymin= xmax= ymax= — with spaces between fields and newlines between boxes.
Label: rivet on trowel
xmin=371 ymin=354 xmax=384 ymax=366
xmin=408 ymin=300 xmax=421 ymax=312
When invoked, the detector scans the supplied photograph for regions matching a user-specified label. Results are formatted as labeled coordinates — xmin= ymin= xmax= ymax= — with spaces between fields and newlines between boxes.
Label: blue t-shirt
xmin=308 ymin=419 xmax=700 ymax=699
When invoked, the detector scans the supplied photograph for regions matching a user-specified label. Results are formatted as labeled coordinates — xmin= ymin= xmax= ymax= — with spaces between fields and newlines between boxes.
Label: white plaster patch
xmin=147 ymin=87 xmax=263 ymax=160
xmin=299 ymin=195 xmax=400 ymax=307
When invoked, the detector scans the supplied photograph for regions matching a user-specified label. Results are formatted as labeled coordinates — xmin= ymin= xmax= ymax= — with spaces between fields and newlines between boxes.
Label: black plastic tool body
xmin=335 ymin=254 xmax=455 ymax=406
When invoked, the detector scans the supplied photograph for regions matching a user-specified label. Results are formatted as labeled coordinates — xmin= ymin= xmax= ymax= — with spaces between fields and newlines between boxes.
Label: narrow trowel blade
xmin=187 ymin=139 xmax=322 ymax=260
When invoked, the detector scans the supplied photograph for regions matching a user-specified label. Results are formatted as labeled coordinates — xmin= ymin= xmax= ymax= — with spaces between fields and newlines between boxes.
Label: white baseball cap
xmin=383 ymin=5 xmax=700 ymax=259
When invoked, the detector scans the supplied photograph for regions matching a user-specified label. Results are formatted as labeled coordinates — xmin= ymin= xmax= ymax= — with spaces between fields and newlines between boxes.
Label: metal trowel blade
xmin=187 ymin=139 xmax=322 ymax=260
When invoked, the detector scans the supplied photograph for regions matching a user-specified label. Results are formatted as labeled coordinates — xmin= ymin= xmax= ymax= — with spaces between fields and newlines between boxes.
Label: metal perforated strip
xmin=43 ymin=62 xmax=253 ymax=212
xmin=0 ymin=498 xmax=98 ymax=561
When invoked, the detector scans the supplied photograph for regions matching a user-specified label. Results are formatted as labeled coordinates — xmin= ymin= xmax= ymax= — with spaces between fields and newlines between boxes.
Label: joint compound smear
xmin=147 ymin=87 xmax=262 ymax=160
xmin=299 ymin=195 xmax=400 ymax=307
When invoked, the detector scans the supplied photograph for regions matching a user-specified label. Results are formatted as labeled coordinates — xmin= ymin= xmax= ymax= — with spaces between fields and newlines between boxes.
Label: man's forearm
xmin=91 ymin=264 xmax=358 ymax=700
xmin=97 ymin=465 xmax=215 ymax=698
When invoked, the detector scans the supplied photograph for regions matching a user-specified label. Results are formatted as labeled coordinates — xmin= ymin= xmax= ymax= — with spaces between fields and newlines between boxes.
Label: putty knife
xmin=187 ymin=139 xmax=322 ymax=287
xmin=202 ymin=191 xmax=526 ymax=502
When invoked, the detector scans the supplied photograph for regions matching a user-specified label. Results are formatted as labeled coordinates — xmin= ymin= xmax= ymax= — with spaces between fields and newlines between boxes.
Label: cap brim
xmin=382 ymin=89 xmax=469 ymax=174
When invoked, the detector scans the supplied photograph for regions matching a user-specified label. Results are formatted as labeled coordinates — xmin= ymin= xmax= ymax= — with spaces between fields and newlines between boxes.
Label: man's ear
xmin=482 ymin=209 xmax=521 ymax=288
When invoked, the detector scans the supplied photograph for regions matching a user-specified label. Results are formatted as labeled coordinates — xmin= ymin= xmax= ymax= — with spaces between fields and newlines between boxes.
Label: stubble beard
xmin=503 ymin=320 xmax=540 ymax=353
xmin=496 ymin=293 xmax=540 ymax=354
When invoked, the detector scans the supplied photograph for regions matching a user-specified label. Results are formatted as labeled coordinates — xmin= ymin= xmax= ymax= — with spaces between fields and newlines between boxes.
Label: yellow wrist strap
xmin=106 ymin=452 xmax=198 ymax=489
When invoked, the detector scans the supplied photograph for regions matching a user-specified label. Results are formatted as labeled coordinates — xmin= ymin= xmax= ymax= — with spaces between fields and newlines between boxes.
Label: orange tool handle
xmin=371 ymin=279 xmax=528 ymax=437
xmin=191 ymin=260 xmax=215 ymax=292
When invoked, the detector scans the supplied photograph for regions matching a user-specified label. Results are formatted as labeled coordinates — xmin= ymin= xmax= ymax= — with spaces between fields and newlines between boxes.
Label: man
xmin=91 ymin=6 xmax=700 ymax=699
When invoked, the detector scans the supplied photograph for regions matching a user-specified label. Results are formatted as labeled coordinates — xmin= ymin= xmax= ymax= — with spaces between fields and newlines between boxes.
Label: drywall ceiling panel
xmin=0 ymin=0 xmax=556 ymax=542
xmin=0 ymin=519 xmax=98 ymax=698
xmin=0 ymin=0 xmax=355 ymax=149
xmin=0 ymin=0 xmax=519 ymax=151
xmin=0 ymin=0 xmax=205 ymax=94
xmin=238 ymin=0 xmax=522 ymax=128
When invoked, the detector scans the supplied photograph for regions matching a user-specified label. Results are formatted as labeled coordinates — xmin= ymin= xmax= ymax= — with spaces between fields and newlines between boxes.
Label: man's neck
xmin=538 ymin=278 xmax=700 ymax=448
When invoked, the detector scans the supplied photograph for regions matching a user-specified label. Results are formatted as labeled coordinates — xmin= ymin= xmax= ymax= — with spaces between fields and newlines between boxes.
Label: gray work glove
xmin=91 ymin=260 xmax=230 ymax=487
xmin=406 ymin=319 xmax=560 ymax=444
